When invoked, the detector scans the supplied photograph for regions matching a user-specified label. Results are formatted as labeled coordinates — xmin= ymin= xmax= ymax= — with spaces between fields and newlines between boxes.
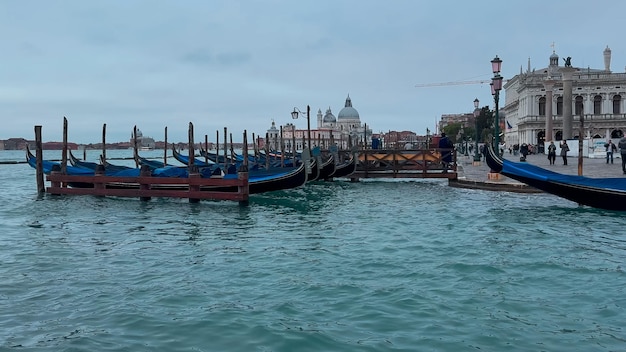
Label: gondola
xmin=317 ymin=154 xmax=336 ymax=181
xmin=329 ymin=152 xmax=358 ymax=179
xmin=27 ymin=147 xmax=307 ymax=194
xmin=485 ymin=143 xmax=626 ymax=211
xmin=172 ymin=147 xmax=214 ymax=167
xmin=69 ymin=149 xmax=133 ymax=173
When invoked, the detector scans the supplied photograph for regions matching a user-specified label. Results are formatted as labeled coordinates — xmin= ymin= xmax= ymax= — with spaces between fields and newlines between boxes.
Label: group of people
xmin=438 ymin=131 xmax=626 ymax=174
xmin=546 ymin=137 xmax=626 ymax=173
xmin=546 ymin=140 xmax=569 ymax=165
xmin=601 ymin=138 xmax=626 ymax=174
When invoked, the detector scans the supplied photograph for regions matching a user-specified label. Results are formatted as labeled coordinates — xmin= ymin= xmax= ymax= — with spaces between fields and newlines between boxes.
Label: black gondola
xmin=485 ymin=143 xmax=626 ymax=211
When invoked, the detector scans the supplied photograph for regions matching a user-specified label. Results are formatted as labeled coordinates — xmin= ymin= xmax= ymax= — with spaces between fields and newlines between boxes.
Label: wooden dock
xmin=33 ymin=120 xmax=251 ymax=205
xmin=348 ymin=148 xmax=458 ymax=180
xmin=46 ymin=165 xmax=249 ymax=203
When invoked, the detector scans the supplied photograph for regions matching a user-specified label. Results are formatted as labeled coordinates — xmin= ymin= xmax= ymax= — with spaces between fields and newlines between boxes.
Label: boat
xmin=485 ymin=143 xmax=626 ymax=211
xmin=69 ymin=149 xmax=133 ymax=173
xmin=28 ymin=147 xmax=307 ymax=194
xmin=317 ymin=154 xmax=336 ymax=181
xmin=329 ymin=152 xmax=358 ymax=179
xmin=172 ymin=147 xmax=214 ymax=167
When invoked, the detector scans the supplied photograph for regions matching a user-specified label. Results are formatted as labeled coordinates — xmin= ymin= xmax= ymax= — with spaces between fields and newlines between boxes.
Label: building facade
xmin=503 ymin=46 xmax=626 ymax=152
xmin=268 ymin=95 xmax=372 ymax=151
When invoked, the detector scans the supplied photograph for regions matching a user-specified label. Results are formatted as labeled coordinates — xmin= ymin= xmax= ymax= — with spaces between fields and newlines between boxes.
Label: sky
xmin=2 ymin=0 xmax=626 ymax=144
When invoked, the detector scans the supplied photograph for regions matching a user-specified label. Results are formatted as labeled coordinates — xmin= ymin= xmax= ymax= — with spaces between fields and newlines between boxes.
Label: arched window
xmin=555 ymin=130 xmax=563 ymax=141
xmin=556 ymin=97 xmax=563 ymax=115
xmin=612 ymin=130 xmax=624 ymax=138
xmin=613 ymin=95 xmax=621 ymax=114
xmin=575 ymin=96 xmax=584 ymax=115
xmin=594 ymin=95 xmax=602 ymax=114
xmin=539 ymin=97 xmax=546 ymax=116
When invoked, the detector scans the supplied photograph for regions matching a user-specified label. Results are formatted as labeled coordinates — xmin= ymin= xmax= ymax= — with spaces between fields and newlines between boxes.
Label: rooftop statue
xmin=564 ymin=56 xmax=572 ymax=67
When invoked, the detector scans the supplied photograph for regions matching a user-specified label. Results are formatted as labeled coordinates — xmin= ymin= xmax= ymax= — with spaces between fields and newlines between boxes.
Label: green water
xmin=1 ymin=150 xmax=625 ymax=351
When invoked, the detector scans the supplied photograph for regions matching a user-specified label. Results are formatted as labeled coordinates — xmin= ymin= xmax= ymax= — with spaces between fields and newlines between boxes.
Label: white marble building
xmin=502 ymin=46 xmax=626 ymax=153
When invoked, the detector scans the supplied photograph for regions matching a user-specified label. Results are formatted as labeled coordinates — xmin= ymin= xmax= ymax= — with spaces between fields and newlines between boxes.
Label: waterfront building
xmin=270 ymin=95 xmax=372 ymax=150
xmin=130 ymin=129 xmax=156 ymax=150
xmin=503 ymin=46 xmax=626 ymax=153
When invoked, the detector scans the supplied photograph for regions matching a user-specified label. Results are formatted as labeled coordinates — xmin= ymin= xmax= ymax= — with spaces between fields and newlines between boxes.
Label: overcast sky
xmin=2 ymin=0 xmax=625 ymax=144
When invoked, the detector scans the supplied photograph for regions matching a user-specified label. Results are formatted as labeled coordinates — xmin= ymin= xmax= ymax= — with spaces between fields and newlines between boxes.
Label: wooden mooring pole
xmin=35 ymin=125 xmax=45 ymax=194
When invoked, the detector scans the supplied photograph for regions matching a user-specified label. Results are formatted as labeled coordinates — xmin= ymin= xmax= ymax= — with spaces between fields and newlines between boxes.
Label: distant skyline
xmin=2 ymin=0 xmax=626 ymax=143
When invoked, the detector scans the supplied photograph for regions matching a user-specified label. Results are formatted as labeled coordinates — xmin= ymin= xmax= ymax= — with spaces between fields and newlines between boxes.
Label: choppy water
xmin=1 ymin=150 xmax=625 ymax=351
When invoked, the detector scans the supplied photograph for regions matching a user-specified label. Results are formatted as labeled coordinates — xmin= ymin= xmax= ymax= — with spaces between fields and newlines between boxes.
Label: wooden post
xmin=188 ymin=171 xmax=200 ymax=203
xmin=133 ymin=125 xmax=139 ymax=168
xmin=578 ymin=110 xmax=584 ymax=176
xmin=50 ymin=164 xmax=62 ymax=193
xmin=188 ymin=122 xmax=195 ymax=169
xmin=164 ymin=126 xmax=168 ymax=166
xmin=223 ymin=127 xmax=228 ymax=170
xmin=102 ymin=124 xmax=107 ymax=166
xmin=229 ymin=133 xmax=235 ymax=163
xmin=61 ymin=117 xmax=68 ymax=175
xmin=215 ymin=130 xmax=220 ymax=167
xmin=239 ymin=130 xmax=249 ymax=206
xmin=35 ymin=126 xmax=45 ymax=194
xmin=204 ymin=134 xmax=209 ymax=166
xmin=252 ymin=132 xmax=259 ymax=163
xmin=139 ymin=164 xmax=152 ymax=201
xmin=94 ymin=164 xmax=105 ymax=195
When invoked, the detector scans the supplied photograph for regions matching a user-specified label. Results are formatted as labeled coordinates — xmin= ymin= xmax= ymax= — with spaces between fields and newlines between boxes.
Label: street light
xmin=491 ymin=55 xmax=503 ymax=155
xmin=291 ymin=105 xmax=311 ymax=149
xmin=473 ymin=98 xmax=481 ymax=162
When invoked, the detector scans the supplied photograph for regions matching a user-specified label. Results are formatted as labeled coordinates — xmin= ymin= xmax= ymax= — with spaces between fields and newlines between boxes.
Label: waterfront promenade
xmin=452 ymin=151 xmax=625 ymax=192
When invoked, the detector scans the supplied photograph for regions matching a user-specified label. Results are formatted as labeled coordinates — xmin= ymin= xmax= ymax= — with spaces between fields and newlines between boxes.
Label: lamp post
xmin=491 ymin=56 xmax=503 ymax=155
xmin=291 ymin=105 xmax=311 ymax=149
xmin=473 ymin=98 xmax=481 ymax=162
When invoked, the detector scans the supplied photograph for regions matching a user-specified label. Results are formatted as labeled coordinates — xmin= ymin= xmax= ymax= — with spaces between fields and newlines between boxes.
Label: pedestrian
xmin=438 ymin=132 xmax=453 ymax=172
xmin=619 ymin=136 xmax=626 ymax=174
xmin=560 ymin=140 xmax=569 ymax=165
xmin=547 ymin=141 xmax=557 ymax=165
xmin=605 ymin=140 xmax=617 ymax=164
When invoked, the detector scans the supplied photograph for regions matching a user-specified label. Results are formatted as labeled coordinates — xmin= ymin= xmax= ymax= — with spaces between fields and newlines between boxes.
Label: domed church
xmin=317 ymin=95 xmax=369 ymax=142
xmin=270 ymin=95 xmax=371 ymax=151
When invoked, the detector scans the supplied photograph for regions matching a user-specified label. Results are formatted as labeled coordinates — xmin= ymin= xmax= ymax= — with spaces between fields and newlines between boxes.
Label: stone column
xmin=561 ymin=67 xmax=578 ymax=140
xmin=543 ymin=77 xmax=556 ymax=142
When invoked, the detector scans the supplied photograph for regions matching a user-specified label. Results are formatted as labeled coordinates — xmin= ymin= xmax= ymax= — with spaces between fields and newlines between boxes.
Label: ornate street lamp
xmin=291 ymin=105 xmax=311 ymax=149
xmin=491 ymin=56 xmax=503 ymax=155
xmin=473 ymin=98 xmax=481 ymax=162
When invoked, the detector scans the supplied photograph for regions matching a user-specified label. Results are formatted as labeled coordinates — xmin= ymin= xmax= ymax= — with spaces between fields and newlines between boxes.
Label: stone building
xmin=503 ymin=46 xmax=626 ymax=153
xmin=269 ymin=95 xmax=371 ymax=150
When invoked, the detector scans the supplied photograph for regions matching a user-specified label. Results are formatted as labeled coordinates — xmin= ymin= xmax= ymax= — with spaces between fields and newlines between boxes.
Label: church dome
xmin=323 ymin=108 xmax=336 ymax=123
xmin=338 ymin=95 xmax=360 ymax=120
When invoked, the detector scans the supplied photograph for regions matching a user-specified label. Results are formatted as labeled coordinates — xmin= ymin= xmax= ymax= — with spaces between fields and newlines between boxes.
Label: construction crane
xmin=414 ymin=79 xmax=508 ymax=88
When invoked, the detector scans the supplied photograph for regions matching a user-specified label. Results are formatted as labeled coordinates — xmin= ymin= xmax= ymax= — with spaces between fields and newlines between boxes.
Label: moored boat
xmin=485 ymin=143 xmax=626 ymax=211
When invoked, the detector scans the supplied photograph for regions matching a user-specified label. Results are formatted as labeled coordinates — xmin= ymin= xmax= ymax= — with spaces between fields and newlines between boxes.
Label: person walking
xmin=547 ymin=141 xmax=557 ymax=165
xmin=605 ymin=140 xmax=617 ymax=164
xmin=560 ymin=140 xmax=569 ymax=165
xmin=619 ymin=136 xmax=626 ymax=174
